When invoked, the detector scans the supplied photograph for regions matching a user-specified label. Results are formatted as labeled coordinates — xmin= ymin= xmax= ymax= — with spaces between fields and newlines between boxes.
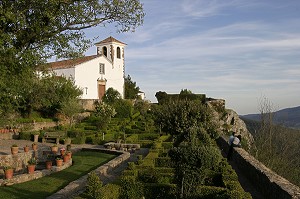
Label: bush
xmin=155 ymin=157 xmax=173 ymax=167
xmin=139 ymin=140 xmax=153 ymax=148
xmin=143 ymin=183 xmax=177 ymax=199
xmin=162 ymin=142 xmax=173 ymax=150
xmin=138 ymin=133 xmax=159 ymax=140
xmin=120 ymin=176 xmax=144 ymax=199
xmin=19 ymin=131 xmax=32 ymax=140
xmin=99 ymin=184 xmax=121 ymax=199
xmin=86 ymin=171 xmax=102 ymax=198
xmin=72 ymin=135 xmax=86 ymax=144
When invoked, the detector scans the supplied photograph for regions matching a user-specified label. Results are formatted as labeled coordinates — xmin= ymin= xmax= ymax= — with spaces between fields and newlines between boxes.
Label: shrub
xmin=162 ymin=142 xmax=173 ymax=150
xmin=139 ymin=140 xmax=153 ymax=148
xmin=120 ymin=176 xmax=144 ymax=199
xmin=19 ymin=131 xmax=32 ymax=140
xmin=72 ymin=135 xmax=86 ymax=144
xmin=86 ymin=171 xmax=102 ymax=198
xmin=143 ymin=183 xmax=177 ymax=199
xmin=99 ymin=184 xmax=121 ymax=199
xmin=155 ymin=157 xmax=173 ymax=167
xmin=138 ymin=133 xmax=159 ymax=140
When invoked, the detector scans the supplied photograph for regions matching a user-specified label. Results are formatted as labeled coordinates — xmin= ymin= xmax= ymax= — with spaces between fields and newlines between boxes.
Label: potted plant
xmin=32 ymin=142 xmax=38 ymax=151
xmin=64 ymin=137 xmax=72 ymax=145
xmin=24 ymin=145 xmax=30 ymax=152
xmin=60 ymin=147 xmax=66 ymax=156
xmin=11 ymin=144 xmax=19 ymax=155
xmin=66 ymin=150 xmax=72 ymax=159
xmin=66 ymin=144 xmax=71 ymax=151
xmin=3 ymin=166 xmax=13 ymax=179
xmin=56 ymin=157 xmax=63 ymax=167
xmin=51 ymin=144 xmax=58 ymax=154
xmin=32 ymin=131 xmax=40 ymax=143
xmin=27 ymin=157 xmax=37 ymax=174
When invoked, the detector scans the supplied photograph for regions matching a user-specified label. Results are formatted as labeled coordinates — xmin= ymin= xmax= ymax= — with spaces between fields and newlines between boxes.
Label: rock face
xmin=207 ymin=99 xmax=254 ymax=150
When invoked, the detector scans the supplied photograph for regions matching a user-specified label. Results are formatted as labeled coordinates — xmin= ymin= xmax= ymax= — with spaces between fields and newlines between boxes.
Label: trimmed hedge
xmin=143 ymin=183 xmax=177 ymax=199
xmin=99 ymin=184 xmax=121 ymax=199
xmin=155 ymin=157 xmax=173 ymax=167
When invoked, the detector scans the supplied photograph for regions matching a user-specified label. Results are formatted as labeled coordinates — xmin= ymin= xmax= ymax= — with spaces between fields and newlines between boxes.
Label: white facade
xmin=49 ymin=37 xmax=126 ymax=100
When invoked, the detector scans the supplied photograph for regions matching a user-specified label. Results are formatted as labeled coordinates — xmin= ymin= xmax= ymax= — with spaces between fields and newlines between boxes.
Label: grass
xmin=0 ymin=151 xmax=116 ymax=199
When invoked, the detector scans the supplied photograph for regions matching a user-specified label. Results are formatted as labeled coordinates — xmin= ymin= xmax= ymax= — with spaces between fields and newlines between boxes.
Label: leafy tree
xmin=60 ymin=98 xmax=82 ymax=127
xmin=92 ymin=101 xmax=116 ymax=130
xmin=124 ymin=74 xmax=140 ymax=99
xmin=102 ymin=87 xmax=121 ymax=105
xmin=153 ymin=100 xmax=217 ymax=146
xmin=0 ymin=0 xmax=144 ymax=120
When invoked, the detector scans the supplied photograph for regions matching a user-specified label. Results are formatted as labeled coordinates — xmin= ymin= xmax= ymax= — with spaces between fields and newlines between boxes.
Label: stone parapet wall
xmin=47 ymin=148 xmax=130 ymax=199
xmin=217 ymin=137 xmax=300 ymax=199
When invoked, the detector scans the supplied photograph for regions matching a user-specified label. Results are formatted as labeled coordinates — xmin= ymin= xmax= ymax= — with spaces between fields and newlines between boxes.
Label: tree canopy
xmin=124 ymin=74 xmax=140 ymax=99
xmin=0 ymin=0 xmax=144 ymax=120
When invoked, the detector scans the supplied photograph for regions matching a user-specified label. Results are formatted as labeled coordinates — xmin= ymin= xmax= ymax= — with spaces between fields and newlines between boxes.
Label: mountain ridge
xmin=241 ymin=105 xmax=300 ymax=129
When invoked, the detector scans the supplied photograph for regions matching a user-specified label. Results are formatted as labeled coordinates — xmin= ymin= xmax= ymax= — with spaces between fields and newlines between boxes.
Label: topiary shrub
xmin=86 ymin=171 xmax=102 ymax=198
xmin=143 ymin=183 xmax=177 ymax=199
xmin=99 ymin=184 xmax=121 ymax=199
xmin=120 ymin=176 xmax=144 ymax=199
xmin=155 ymin=157 xmax=173 ymax=167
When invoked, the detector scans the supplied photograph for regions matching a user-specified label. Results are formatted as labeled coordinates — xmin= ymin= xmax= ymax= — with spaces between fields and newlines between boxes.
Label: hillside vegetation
xmin=242 ymin=113 xmax=300 ymax=187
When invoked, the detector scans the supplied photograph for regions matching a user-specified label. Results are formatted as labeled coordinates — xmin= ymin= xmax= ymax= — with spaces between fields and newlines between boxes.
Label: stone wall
xmin=0 ymin=151 xmax=35 ymax=175
xmin=217 ymin=137 xmax=300 ymax=199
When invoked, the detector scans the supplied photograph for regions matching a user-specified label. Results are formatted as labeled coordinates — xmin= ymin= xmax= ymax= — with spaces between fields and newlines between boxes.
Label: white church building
xmin=47 ymin=36 xmax=126 ymax=101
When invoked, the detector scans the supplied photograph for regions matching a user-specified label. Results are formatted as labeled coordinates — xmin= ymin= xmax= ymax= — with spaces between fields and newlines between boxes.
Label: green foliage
xmin=114 ymin=99 xmax=133 ymax=118
xmin=19 ymin=131 xmax=32 ymax=140
xmin=155 ymin=90 xmax=206 ymax=105
xmin=102 ymin=87 xmax=122 ymax=105
xmin=86 ymin=171 xmax=102 ymax=198
xmin=152 ymin=99 xmax=216 ymax=145
xmin=93 ymin=102 xmax=116 ymax=130
xmin=99 ymin=184 xmax=121 ymax=199
xmin=124 ymin=75 xmax=140 ymax=99
xmin=155 ymin=157 xmax=173 ymax=167
xmin=120 ymin=176 xmax=144 ymax=199
xmin=143 ymin=183 xmax=177 ymax=199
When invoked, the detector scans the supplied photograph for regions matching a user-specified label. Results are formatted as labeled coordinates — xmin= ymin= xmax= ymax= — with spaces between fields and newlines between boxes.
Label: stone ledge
xmin=47 ymin=148 xmax=130 ymax=199
xmin=217 ymin=136 xmax=300 ymax=199
xmin=1 ymin=160 xmax=72 ymax=186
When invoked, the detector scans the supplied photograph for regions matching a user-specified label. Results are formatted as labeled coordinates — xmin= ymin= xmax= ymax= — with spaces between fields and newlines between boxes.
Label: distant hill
xmin=241 ymin=106 xmax=300 ymax=129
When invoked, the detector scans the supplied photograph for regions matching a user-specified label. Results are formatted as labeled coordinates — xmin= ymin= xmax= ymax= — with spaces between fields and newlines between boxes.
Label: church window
xmin=117 ymin=47 xmax=121 ymax=58
xmin=103 ymin=46 xmax=107 ymax=57
xmin=99 ymin=63 xmax=105 ymax=74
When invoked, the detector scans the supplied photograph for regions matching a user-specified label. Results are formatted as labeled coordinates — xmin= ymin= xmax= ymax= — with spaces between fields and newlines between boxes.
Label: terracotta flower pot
xmin=27 ymin=165 xmax=36 ymax=174
xmin=60 ymin=149 xmax=66 ymax=156
xmin=5 ymin=168 xmax=14 ymax=179
xmin=56 ymin=159 xmax=63 ymax=167
xmin=24 ymin=146 xmax=30 ymax=152
xmin=11 ymin=146 xmax=19 ymax=155
xmin=63 ymin=155 xmax=69 ymax=162
xmin=32 ymin=143 xmax=38 ymax=151
xmin=51 ymin=146 xmax=58 ymax=154
xmin=45 ymin=161 xmax=52 ymax=170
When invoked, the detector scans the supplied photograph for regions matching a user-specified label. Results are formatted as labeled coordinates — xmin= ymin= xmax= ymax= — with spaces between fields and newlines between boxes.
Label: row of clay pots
xmin=11 ymin=143 xmax=38 ymax=155
xmin=4 ymin=155 xmax=72 ymax=180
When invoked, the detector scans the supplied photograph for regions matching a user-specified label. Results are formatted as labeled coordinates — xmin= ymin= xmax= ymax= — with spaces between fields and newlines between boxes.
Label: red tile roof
xmin=47 ymin=55 xmax=100 ymax=70
xmin=95 ymin=36 xmax=126 ymax=45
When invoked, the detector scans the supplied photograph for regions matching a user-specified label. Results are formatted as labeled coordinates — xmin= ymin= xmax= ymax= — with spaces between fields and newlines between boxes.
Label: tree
xmin=92 ymin=101 xmax=116 ymax=130
xmin=60 ymin=98 xmax=82 ymax=127
xmin=153 ymin=100 xmax=217 ymax=146
xmin=102 ymin=87 xmax=121 ymax=105
xmin=124 ymin=74 xmax=140 ymax=99
xmin=0 ymin=0 xmax=144 ymax=120
xmin=1 ymin=0 xmax=145 ymax=61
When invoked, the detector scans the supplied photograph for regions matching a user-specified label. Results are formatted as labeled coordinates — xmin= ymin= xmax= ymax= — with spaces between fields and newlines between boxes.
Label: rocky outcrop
xmin=207 ymin=99 xmax=254 ymax=150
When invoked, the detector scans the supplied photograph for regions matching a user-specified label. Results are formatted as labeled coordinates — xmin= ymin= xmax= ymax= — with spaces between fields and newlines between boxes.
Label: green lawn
xmin=0 ymin=151 xmax=116 ymax=199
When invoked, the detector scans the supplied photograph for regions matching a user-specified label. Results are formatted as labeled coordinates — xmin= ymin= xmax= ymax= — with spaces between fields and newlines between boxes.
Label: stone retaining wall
xmin=0 ymin=151 xmax=35 ymax=175
xmin=217 ymin=137 xmax=300 ymax=199
xmin=0 ymin=159 xmax=72 ymax=186
xmin=47 ymin=148 xmax=130 ymax=199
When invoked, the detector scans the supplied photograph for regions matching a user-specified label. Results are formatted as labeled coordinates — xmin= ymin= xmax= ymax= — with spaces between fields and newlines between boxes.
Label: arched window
xmin=117 ymin=47 xmax=121 ymax=59
xmin=102 ymin=46 xmax=107 ymax=57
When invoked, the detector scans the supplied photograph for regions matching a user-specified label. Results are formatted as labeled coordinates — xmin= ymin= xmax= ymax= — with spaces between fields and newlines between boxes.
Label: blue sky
xmin=85 ymin=0 xmax=300 ymax=115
